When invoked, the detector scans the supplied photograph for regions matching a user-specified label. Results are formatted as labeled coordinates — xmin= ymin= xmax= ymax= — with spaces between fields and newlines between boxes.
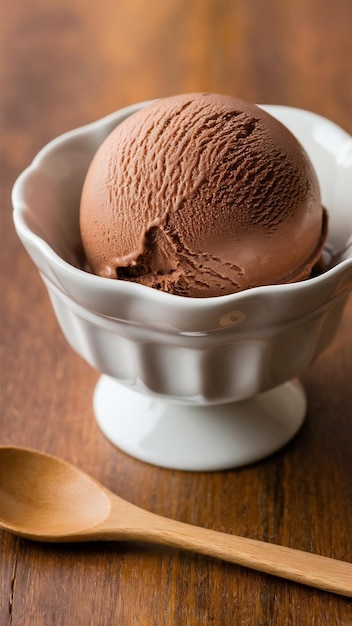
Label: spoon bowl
xmin=0 ymin=445 xmax=351 ymax=597
xmin=0 ymin=446 xmax=110 ymax=537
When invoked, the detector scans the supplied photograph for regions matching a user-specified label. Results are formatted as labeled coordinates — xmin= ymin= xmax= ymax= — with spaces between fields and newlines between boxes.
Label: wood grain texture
xmin=1 ymin=447 xmax=351 ymax=598
xmin=1 ymin=0 xmax=352 ymax=624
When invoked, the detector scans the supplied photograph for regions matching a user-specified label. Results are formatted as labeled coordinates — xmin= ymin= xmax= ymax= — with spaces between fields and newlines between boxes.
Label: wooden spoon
xmin=0 ymin=446 xmax=351 ymax=597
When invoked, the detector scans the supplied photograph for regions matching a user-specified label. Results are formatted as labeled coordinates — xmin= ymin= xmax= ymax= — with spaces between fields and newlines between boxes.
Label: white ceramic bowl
xmin=12 ymin=103 xmax=352 ymax=470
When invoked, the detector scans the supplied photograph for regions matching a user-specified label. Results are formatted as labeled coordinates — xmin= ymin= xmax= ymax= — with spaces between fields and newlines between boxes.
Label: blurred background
xmin=1 ymin=0 xmax=351 ymax=170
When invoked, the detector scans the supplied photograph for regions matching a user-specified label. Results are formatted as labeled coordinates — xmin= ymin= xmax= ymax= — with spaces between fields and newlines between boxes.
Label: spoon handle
xmin=116 ymin=506 xmax=352 ymax=597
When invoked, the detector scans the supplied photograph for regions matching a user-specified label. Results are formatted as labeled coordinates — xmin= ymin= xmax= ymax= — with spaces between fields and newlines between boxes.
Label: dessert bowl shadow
xmin=12 ymin=104 xmax=352 ymax=406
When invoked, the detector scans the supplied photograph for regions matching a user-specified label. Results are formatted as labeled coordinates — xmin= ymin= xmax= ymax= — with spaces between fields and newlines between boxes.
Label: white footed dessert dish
xmin=13 ymin=103 xmax=352 ymax=470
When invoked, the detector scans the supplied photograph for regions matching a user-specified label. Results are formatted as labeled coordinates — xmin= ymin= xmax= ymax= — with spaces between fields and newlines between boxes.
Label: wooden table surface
xmin=1 ymin=0 xmax=351 ymax=624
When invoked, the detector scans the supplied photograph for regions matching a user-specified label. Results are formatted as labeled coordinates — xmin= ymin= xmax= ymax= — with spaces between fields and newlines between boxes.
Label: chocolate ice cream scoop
xmin=80 ymin=93 xmax=327 ymax=297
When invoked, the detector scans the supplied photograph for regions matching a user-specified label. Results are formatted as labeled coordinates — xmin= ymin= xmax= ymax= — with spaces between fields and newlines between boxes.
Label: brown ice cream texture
xmin=80 ymin=93 xmax=327 ymax=297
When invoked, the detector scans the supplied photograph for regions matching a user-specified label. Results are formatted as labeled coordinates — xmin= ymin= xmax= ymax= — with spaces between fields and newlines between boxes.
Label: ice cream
xmin=80 ymin=93 xmax=328 ymax=297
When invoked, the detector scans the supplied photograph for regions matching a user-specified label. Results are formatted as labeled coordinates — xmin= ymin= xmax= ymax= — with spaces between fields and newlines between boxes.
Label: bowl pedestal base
xmin=93 ymin=375 xmax=306 ymax=471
